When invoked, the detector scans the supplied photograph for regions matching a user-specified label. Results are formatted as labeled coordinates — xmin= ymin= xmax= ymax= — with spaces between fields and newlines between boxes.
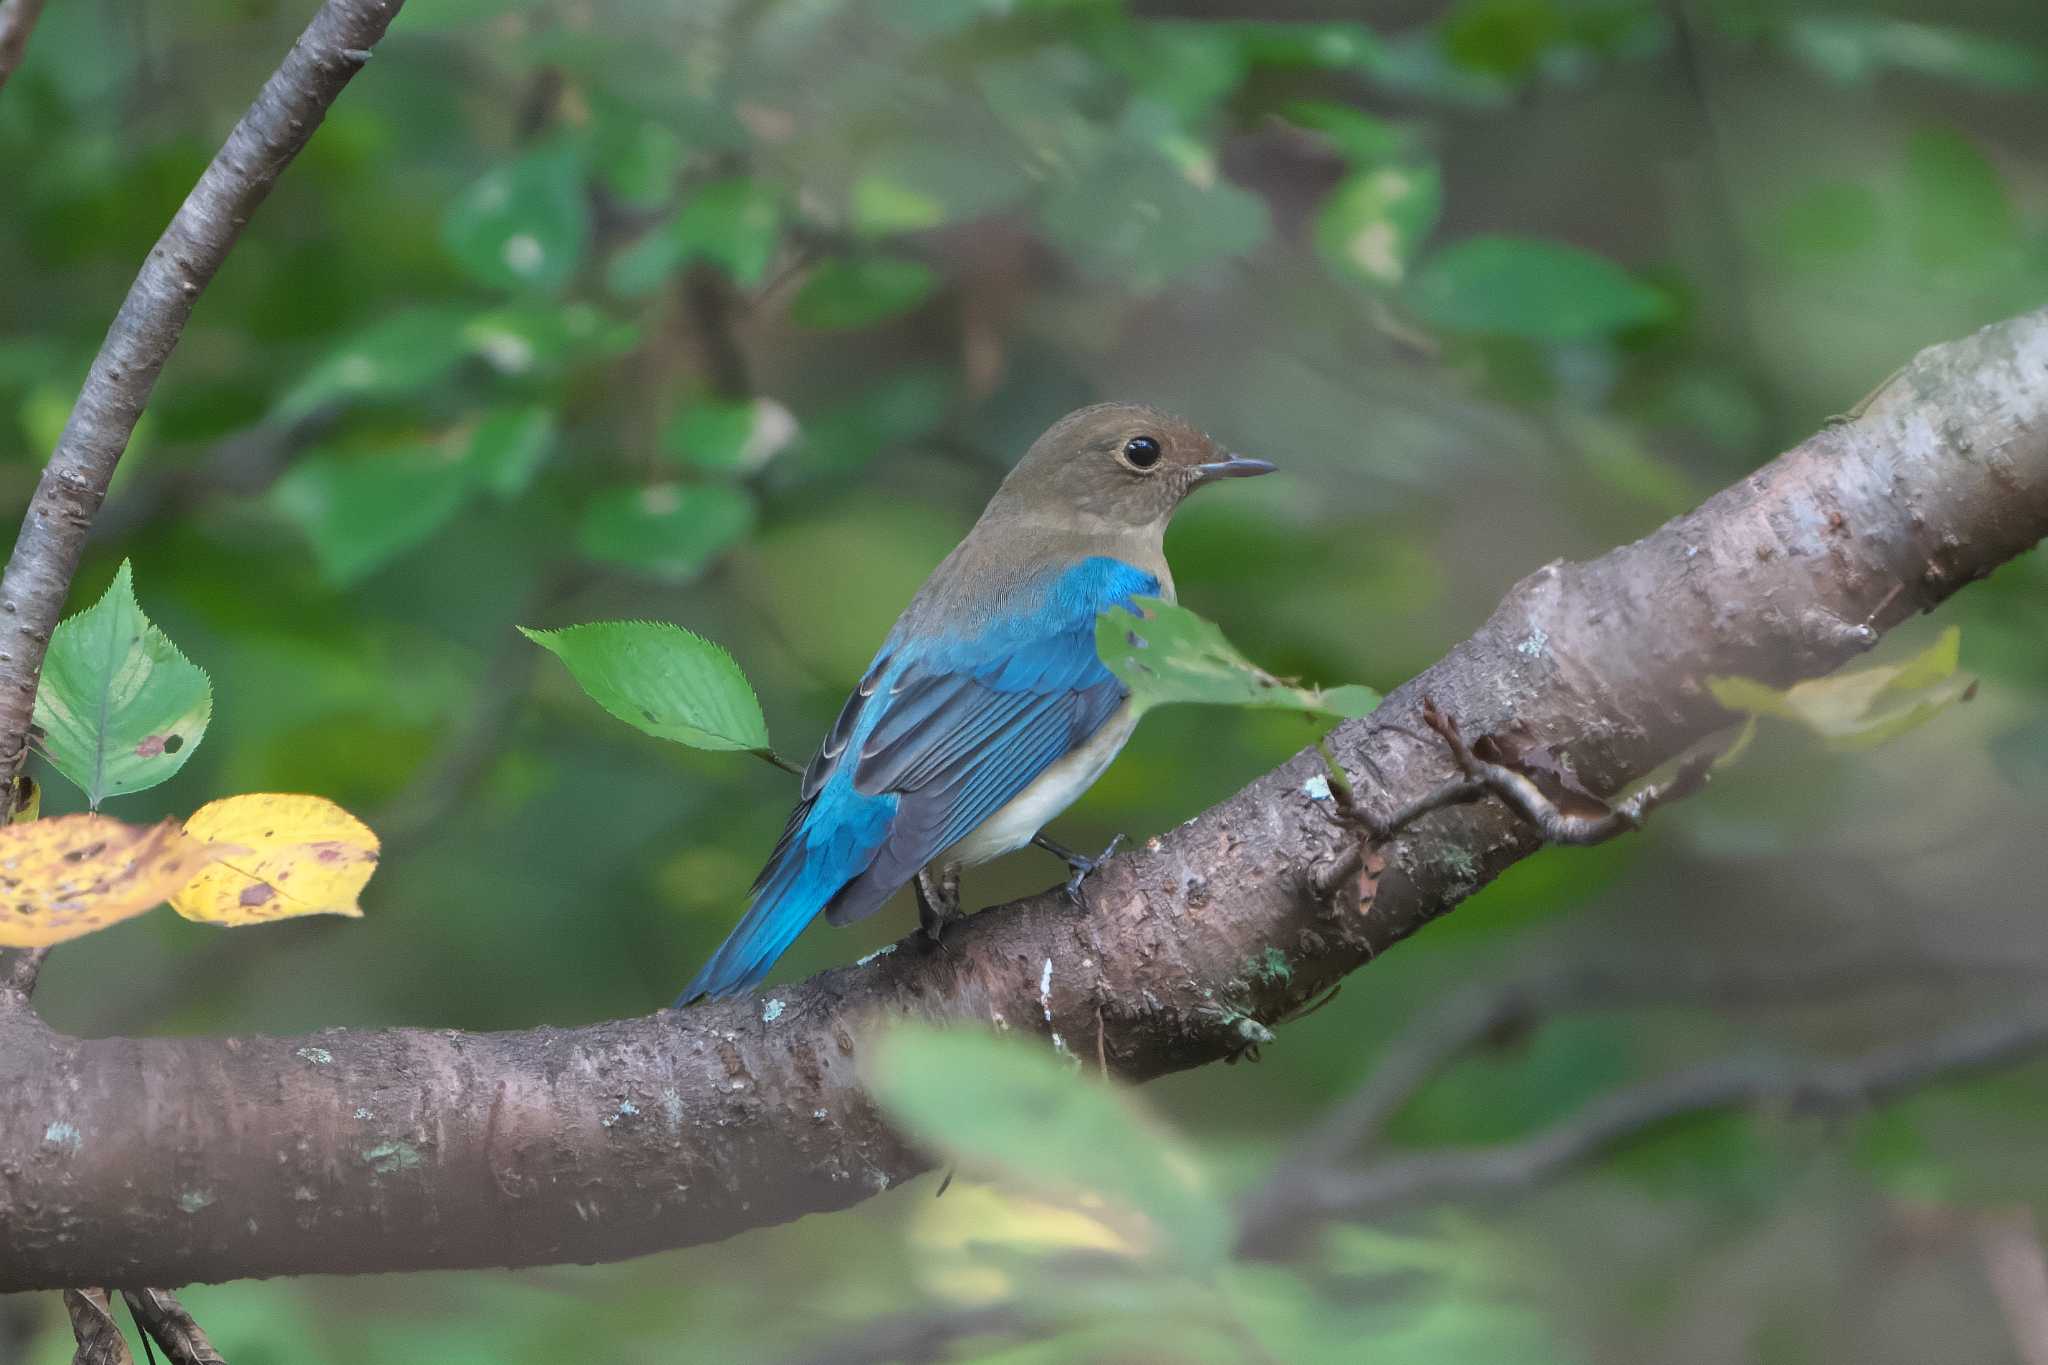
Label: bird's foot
xmin=914 ymin=866 xmax=963 ymax=949
xmin=1034 ymin=833 xmax=1124 ymax=909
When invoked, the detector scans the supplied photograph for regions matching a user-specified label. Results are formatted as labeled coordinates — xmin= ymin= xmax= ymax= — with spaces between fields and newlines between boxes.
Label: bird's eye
xmin=1122 ymin=436 xmax=1162 ymax=470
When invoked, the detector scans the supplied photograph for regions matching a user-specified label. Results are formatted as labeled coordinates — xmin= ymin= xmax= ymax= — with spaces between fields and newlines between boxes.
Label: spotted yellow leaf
xmin=0 ymin=814 xmax=221 ymax=947
xmin=170 ymin=793 xmax=380 ymax=925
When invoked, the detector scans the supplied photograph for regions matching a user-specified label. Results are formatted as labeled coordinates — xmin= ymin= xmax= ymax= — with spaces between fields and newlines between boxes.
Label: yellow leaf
xmin=1706 ymin=627 xmax=1973 ymax=751
xmin=0 ymin=814 xmax=219 ymax=947
xmin=171 ymin=793 xmax=380 ymax=925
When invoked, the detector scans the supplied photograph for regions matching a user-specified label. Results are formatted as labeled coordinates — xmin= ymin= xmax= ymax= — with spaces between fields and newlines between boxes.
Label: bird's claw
xmin=1051 ymin=833 xmax=1123 ymax=909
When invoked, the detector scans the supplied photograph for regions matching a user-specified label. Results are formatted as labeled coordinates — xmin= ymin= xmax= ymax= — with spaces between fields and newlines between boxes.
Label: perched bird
xmin=677 ymin=402 xmax=1274 ymax=1003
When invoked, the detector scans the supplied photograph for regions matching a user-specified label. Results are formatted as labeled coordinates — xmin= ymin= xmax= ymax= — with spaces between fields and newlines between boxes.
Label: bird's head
xmin=990 ymin=401 xmax=1274 ymax=531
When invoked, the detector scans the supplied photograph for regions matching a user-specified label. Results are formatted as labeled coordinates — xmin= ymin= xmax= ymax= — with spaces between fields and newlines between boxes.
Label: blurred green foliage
xmin=6 ymin=0 xmax=2048 ymax=1360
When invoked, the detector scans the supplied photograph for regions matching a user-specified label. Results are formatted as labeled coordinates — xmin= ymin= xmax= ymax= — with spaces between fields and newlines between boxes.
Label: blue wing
xmin=678 ymin=557 xmax=1156 ymax=1001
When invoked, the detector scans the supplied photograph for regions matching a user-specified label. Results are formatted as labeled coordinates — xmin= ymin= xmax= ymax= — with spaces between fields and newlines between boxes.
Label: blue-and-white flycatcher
xmin=679 ymin=402 xmax=1273 ymax=1002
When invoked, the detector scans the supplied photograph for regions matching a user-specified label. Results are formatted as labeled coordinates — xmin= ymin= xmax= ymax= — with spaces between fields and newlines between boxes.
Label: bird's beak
xmin=1190 ymin=454 xmax=1277 ymax=486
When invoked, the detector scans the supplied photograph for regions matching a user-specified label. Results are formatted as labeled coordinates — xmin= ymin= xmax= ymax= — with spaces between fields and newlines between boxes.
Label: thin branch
xmin=1235 ymin=949 xmax=2048 ymax=1255
xmin=1247 ymin=1005 xmax=2048 ymax=1231
xmin=0 ymin=0 xmax=44 ymax=96
xmin=0 ymin=0 xmax=406 ymax=803
xmin=119 ymin=1290 xmax=226 ymax=1365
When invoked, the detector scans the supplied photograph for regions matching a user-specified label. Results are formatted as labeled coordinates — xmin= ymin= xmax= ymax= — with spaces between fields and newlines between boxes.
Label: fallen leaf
xmin=0 ymin=814 xmax=219 ymax=948
xmin=171 ymin=793 xmax=380 ymax=925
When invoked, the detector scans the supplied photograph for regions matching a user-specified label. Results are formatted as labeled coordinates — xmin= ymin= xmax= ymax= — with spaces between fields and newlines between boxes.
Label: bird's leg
xmin=914 ymin=864 xmax=962 ymax=947
xmin=1033 ymin=832 xmax=1124 ymax=908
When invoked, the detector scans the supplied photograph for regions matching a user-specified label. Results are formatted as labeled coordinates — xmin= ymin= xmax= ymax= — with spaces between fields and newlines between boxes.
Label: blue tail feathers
xmin=676 ymin=784 xmax=898 ymax=1004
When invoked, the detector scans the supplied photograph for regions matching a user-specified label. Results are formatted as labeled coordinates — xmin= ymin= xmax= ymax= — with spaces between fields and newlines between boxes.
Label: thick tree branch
xmin=0 ymin=0 xmax=404 ymax=798
xmin=1 ymin=309 xmax=2045 ymax=1289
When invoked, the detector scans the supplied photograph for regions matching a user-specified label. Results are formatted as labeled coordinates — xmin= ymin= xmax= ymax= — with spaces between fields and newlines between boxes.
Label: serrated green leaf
xmin=33 ymin=561 xmax=211 ymax=807
xmin=1096 ymin=598 xmax=1379 ymax=721
xmin=273 ymin=445 xmax=476 ymax=587
xmin=520 ymin=620 xmax=768 ymax=752
xmin=1706 ymin=626 xmax=1973 ymax=751
xmin=464 ymin=406 xmax=556 ymax=499
xmin=1406 ymin=235 xmax=1670 ymax=340
xmin=864 ymin=1022 xmax=1232 ymax=1271
xmin=442 ymin=139 xmax=591 ymax=295
xmin=575 ymin=482 xmax=756 ymax=581
xmin=1315 ymin=162 xmax=1442 ymax=287
xmin=789 ymin=257 xmax=937 ymax=331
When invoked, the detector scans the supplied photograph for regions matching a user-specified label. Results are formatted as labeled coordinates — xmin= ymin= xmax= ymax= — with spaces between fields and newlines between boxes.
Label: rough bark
xmin=0 ymin=308 xmax=2044 ymax=1290
xmin=0 ymin=0 xmax=404 ymax=793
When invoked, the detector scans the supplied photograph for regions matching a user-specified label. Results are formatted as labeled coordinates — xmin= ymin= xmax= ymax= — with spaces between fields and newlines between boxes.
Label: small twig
xmin=1240 ymin=1002 xmax=2048 ymax=1250
xmin=753 ymin=748 xmax=803 ymax=778
xmin=0 ymin=0 xmax=46 ymax=95
xmin=0 ymin=0 xmax=406 ymax=793
xmin=1420 ymin=697 xmax=1709 ymax=845
xmin=64 ymin=1289 xmax=133 ymax=1365
xmin=120 ymin=1289 xmax=226 ymax=1365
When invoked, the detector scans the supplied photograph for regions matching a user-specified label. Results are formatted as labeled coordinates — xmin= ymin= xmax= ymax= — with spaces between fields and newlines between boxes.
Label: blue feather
xmin=677 ymin=556 xmax=1156 ymax=1003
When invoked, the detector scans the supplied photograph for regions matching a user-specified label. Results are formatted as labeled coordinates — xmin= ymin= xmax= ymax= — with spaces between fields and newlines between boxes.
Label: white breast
xmin=942 ymin=702 xmax=1139 ymax=868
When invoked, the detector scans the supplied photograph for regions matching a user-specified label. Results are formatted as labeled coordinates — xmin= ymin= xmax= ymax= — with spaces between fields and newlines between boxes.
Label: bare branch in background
xmin=0 ymin=306 xmax=2042 ymax=1289
xmin=0 ymin=0 xmax=407 ymax=810
xmin=1238 ymin=1004 xmax=2048 ymax=1234
xmin=1235 ymin=949 xmax=2048 ymax=1256
xmin=0 ymin=0 xmax=46 ymax=96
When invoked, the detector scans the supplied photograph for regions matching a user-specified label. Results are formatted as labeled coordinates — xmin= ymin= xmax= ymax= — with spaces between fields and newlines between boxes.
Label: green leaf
xmin=1780 ymin=17 xmax=2048 ymax=91
xmin=273 ymin=308 xmax=476 ymax=421
xmin=1315 ymin=162 xmax=1442 ymax=287
xmin=519 ymin=620 xmax=768 ymax=752
xmin=659 ymin=397 xmax=797 ymax=475
xmin=442 ymin=140 xmax=591 ymax=295
xmin=590 ymin=115 xmax=684 ymax=210
xmin=1406 ymin=235 xmax=1670 ymax=340
xmin=1038 ymin=147 xmax=1269 ymax=292
xmin=1706 ymin=627 xmax=1974 ymax=751
xmin=463 ymin=406 xmax=556 ymax=499
xmin=608 ymin=178 xmax=784 ymax=297
xmin=464 ymin=302 xmax=640 ymax=375
xmin=575 ymin=482 xmax=756 ymax=581
xmin=864 ymin=1022 xmax=1232 ymax=1271
xmin=676 ymin=177 xmax=784 ymax=288
xmin=796 ymin=366 xmax=957 ymax=477
xmin=272 ymin=445 xmax=475 ymax=587
xmin=1096 ymin=598 xmax=1380 ymax=721
xmin=851 ymin=143 xmax=1030 ymax=236
xmin=789 ymin=257 xmax=937 ymax=331
xmin=1280 ymin=101 xmax=1413 ymax=164
xmin=33 ymin=561 xmax=211 ymax=807
xmin=1903 ymin=127 xmax=2018 ymax=269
